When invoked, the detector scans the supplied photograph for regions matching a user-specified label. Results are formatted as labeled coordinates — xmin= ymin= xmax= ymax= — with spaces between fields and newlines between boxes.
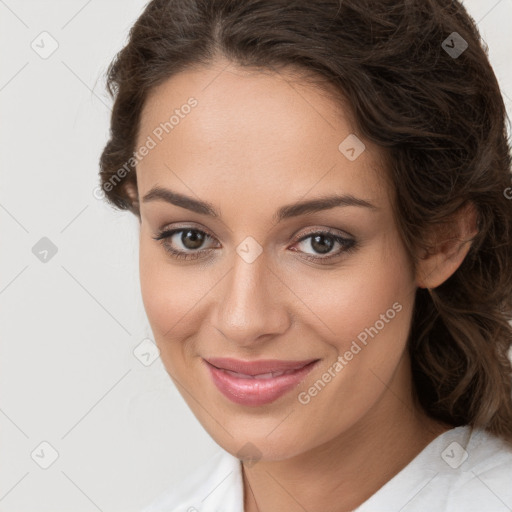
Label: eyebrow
xmin=142 ymin=186 xmax=378 ymax=222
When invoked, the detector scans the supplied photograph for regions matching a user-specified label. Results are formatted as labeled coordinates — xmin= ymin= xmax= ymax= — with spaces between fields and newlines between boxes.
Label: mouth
xmin=203 ymin=357 xmax=320 ymax=406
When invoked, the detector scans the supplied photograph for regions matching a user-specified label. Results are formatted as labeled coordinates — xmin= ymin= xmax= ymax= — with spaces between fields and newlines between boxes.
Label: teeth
xmin=223 ymin=368 xmax=298 ymax=379
xmin=254 ymin=372 xmax=283 ymax=379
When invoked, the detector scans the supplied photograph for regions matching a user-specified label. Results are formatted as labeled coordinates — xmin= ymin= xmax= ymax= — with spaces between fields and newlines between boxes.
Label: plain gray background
xmin=1 ymin=1 xmax=511 ymax=511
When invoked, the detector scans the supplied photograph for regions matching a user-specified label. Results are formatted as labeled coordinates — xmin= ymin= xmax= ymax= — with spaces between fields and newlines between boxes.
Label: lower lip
xmin=204 ymin=359 xmax=319 ymax=406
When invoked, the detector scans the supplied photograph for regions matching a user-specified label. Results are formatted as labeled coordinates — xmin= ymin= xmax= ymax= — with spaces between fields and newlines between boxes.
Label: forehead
xmin=136 ymin=60 xmax=389 ymax=211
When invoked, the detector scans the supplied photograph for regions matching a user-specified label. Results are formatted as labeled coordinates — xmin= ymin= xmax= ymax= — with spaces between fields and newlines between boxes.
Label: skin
xmin=131 ymin=58 xmax=476 ymax=512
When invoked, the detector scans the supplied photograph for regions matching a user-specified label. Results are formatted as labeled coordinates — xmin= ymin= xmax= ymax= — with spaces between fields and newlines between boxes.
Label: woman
xmin=99 ymin=0 xmax=512 ymax=510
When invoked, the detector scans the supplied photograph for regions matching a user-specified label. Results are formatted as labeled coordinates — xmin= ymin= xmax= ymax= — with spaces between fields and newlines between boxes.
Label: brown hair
xmin=99 ymin=0 xmax=512 ymax=444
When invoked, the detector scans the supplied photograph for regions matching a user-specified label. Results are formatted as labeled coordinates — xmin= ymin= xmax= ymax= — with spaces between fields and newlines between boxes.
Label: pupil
xmin=311 ymin=234 xmax=333 ymax=254
xmin=182 ymin=230 xmax=204 ymax=249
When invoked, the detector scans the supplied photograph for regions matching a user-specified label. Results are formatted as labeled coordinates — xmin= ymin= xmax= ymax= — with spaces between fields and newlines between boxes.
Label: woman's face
xmin=135 ymin=59 xmax=420 ymax=461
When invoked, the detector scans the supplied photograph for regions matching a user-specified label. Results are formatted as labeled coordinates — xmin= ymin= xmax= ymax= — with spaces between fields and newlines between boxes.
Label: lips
xmin=222 ymin=367 xmax=305 ymax=379
xmin=205 ymin=357 xmax=318 ymax=375
xmin=203 ymin=357 xmax=320 ymax=406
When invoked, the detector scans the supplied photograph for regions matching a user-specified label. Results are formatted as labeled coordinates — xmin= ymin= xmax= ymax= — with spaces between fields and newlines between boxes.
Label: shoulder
xmin=355 ymin=425 xmax=512 ymax=512
xmin=444 ymin=427 xmax=512 ymax=511
xmin=140 ymin=449 xmax=244 ymax=512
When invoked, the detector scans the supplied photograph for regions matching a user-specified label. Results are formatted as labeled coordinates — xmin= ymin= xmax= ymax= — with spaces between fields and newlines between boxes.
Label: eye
xmin=153 ymin=226 xmax=357 ymax=263
xmin=153 ymin=227 xmax=219 ymax=261
xmin=290 ymin=229 xmax=357 ymax=263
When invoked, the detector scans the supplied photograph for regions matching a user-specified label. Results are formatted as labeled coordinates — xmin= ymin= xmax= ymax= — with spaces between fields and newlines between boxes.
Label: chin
xmin=204 ymin=422 xmax=314 ymax=463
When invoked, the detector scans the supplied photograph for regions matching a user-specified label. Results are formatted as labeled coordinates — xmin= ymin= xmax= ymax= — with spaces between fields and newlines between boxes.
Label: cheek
xmin=291 ymin=232 xmax=414 ymax=354
xmin=139 ymin=236 xmax=202 ymax=348
xmin=307 ymin=233 xmax=415 ymax=406
xmin=139 ymin=239 xmax=169 ymax=332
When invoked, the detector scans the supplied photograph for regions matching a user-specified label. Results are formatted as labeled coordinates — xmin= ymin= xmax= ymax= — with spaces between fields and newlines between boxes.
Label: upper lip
xmin=204 ymin=357 xmax=319 ymax=375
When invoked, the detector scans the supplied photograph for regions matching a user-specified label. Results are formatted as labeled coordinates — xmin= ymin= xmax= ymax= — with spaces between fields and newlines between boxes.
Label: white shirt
xmin=141 ymin=425 xmax=512 ymax=511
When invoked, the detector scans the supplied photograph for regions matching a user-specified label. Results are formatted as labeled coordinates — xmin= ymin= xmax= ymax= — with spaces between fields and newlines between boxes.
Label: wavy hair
xmin=99 ymin=0 xmax=512 ymax=444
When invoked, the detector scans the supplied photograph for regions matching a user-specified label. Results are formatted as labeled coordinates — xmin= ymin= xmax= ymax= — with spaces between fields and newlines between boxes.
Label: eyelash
xmin=153 ymin=226 xmax=357 ymax=264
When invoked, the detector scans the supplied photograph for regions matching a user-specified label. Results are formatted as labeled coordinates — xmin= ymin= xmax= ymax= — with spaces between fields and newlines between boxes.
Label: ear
xmin=415 ymin=201 xmax=479 ymax=289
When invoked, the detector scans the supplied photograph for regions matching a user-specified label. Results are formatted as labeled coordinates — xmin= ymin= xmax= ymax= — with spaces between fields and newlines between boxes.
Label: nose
xmin=210 ymin=247 xmax=291 ymax=348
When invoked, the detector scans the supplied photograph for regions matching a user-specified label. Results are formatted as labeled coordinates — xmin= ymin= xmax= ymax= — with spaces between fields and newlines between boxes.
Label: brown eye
xmin=309 ymin=233 xmax=336 ymax=254
xmin=291 ymin=230 xmax=357 ymax=263
xmin=179 ymin=229 xmax=207 ymax=250
xmin=153 ymin=226 xmax=357 ymax=264
xmin=153 ymin=228 xmax=218 ymax=260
